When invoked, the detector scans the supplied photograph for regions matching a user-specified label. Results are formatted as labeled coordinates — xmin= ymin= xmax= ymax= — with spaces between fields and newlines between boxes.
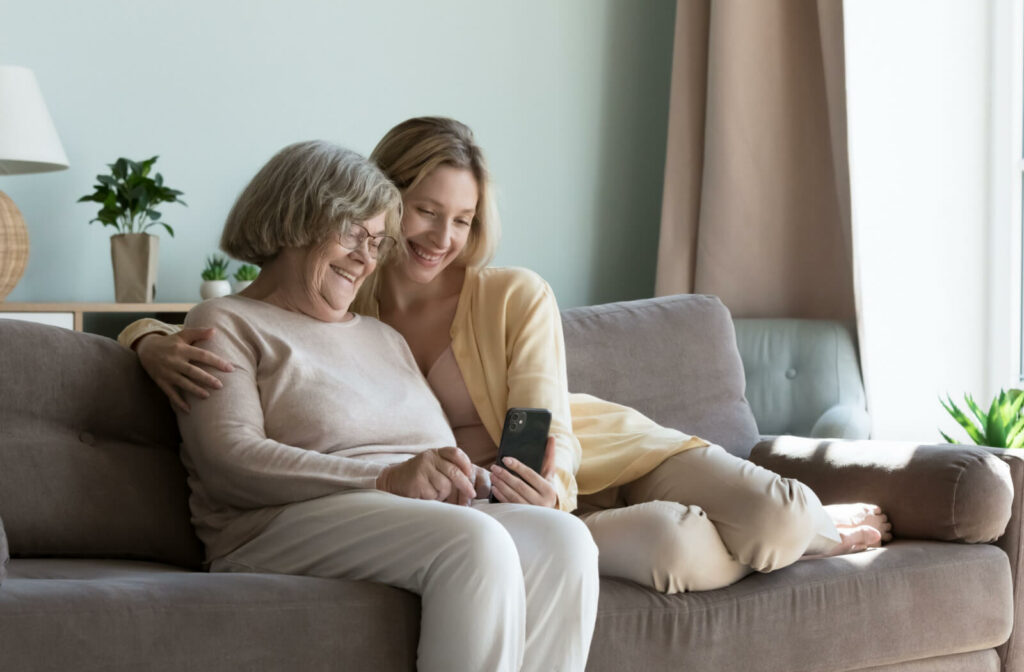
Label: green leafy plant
xmin=201 ymin=255 xmax=230 ymax=281
xmin=940 ymin=388 xmax=1024 ymax=448
xmin=77 ymin=156 xmax=186 ymax=236
xmin=233 ymin=264 xmax=259 ymax=282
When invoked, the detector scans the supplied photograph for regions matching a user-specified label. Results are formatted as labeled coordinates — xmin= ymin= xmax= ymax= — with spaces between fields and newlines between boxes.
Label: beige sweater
xmin=177 ymin=295 xmax=456 ymax=563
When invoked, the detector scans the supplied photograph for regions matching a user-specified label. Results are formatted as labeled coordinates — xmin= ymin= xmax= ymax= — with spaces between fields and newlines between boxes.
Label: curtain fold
xmin=656 ymin=0 xmax=855 ymax=323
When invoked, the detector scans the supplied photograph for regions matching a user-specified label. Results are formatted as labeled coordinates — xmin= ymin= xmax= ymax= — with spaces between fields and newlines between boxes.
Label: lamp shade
xmin=0 ymin=66 xmax=68 ymax=175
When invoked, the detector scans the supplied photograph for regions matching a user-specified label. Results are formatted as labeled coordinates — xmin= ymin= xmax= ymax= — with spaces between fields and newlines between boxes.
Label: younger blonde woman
xmin=121 ymin=118 xmax=890 ymax=594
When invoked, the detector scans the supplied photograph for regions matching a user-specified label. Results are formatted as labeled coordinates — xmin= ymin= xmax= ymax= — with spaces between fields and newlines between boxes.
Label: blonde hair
xmin=220 ymin=141 xmax=402 ymax=265
xmin=352 ymin=118 xmax=500 ymax=314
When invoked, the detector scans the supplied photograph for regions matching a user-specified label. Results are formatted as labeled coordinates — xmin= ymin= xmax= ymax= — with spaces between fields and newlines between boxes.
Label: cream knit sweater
xmin=176 ymin=295 xmax=456 ymax=563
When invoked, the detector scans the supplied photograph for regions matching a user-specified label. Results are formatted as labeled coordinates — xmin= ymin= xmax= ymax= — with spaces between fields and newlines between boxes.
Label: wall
xmin=845 ymin=0 xmax=993 ymax=441
xmin=0 ymin=0 xmax=675 ymax=308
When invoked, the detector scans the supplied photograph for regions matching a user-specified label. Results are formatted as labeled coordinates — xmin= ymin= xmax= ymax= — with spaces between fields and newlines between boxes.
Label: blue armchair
xmin=733 ymin=319 xmax=870 ymax=439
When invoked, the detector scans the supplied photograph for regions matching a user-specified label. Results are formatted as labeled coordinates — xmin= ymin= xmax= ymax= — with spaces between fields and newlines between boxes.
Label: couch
xmin=0 ymin=293 xmax=1018 ymax=672
xmin=733 ymin=318 xmax=870 ymax=439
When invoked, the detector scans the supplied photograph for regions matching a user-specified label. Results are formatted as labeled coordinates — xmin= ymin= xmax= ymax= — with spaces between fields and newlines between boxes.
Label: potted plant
xmin=200 ymin=254 xmax=232 ymax=299
xmin=232 ymin=263 xmax=259 ymax=293
xmin=78 ymin=156 xmax=186 ymax=302
xmin=939 ymin=388 xmax=1024 ymax=448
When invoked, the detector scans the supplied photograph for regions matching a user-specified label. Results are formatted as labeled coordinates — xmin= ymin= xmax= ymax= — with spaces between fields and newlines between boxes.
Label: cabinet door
xmin=0 ymin=312 xmax=75 ymax=330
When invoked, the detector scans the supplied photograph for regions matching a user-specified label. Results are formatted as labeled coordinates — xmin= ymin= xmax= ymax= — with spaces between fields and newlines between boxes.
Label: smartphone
xmin=489 ymin=407 xmax=552 ymax=503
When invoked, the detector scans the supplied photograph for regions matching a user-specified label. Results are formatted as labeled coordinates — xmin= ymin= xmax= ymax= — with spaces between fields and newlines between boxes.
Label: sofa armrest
xmin=989 ymin=448 xmax=1024 ymax=672
xmin=809 ymin=404 xmax=871 ymax=440
xmin=749 ymin=436 xmax=1013 ymax=543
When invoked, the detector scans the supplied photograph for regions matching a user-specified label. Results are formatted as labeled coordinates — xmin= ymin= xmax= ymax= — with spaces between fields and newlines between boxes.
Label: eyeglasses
xmin=338 ymin=222 xmax=397 ymax=260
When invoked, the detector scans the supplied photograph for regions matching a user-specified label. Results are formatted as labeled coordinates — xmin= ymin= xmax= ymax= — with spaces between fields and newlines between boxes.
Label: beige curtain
xmin=656 ymin=0 xmax=855 ymax=321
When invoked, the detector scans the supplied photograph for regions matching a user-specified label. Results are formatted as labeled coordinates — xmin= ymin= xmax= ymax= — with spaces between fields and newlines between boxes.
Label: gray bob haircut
xmin=220 ymin=141 xmax=402 ymax=265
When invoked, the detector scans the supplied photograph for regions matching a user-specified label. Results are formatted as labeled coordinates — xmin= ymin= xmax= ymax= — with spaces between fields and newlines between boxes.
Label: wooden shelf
xmin=0 ymin=302 xmax=195 ymax=332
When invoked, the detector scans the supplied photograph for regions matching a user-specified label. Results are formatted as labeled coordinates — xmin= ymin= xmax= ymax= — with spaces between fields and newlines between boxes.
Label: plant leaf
xmin=941 ymin=395 xmax=986 ymax=444
xmin=939 ymin=429 xmax=958 ymax=444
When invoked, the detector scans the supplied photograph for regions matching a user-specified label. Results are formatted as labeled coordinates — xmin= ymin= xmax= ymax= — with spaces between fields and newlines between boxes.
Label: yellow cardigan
xmin=119 ymin=266 xmax=707 ymax=512
xmin=364 ymin=267 xmax=707 ymax=512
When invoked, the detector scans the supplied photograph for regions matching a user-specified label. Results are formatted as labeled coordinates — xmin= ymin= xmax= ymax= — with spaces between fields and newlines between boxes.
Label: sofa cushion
xmin=0 ymin=558 xmax=419 ymax=671
xmin=587 ymin=541 xmax=1011 ymax=672
xmin=562 ymin=294 xmax=760 ymax=458
xmin=0 ymin=516 xmax=7 ymax=586
xmin=0 ymin=321 xmax=203 ymax=568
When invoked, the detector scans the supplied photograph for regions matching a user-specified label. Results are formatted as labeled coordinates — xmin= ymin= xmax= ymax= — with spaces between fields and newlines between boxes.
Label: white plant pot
xmin=200 ymin=280 xmax=232 ymax=300
xmin=233 ymin=280 xmax=253 ymax=293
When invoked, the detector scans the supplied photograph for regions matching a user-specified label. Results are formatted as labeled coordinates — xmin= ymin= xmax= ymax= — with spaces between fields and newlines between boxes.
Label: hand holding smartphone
xmin=489 ymin=407 xmax=551 ymax=503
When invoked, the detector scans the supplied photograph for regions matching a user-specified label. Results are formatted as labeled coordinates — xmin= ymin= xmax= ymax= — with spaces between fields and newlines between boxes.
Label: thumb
xmin=540 ymin=436 xmax=556 ymax=479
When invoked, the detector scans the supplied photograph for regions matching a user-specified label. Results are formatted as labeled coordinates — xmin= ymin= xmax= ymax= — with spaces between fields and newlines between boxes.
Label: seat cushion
xmin=562 ymin=294 xmax=760 ymax=458
xmin=1 ymin=543 xmax=1010 ymax=672
xmin=587 ymin=541 xmax=1012 ymax=672
xmin=0 ymin=559 xmax=419 ymax=671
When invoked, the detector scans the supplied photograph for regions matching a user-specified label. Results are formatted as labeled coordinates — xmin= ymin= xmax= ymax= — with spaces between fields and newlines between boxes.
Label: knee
xmin=431 ymin=509 xmax=521 ymax=582
xmin=744 ymin=477 xmax=821 ymax=569
xmin=638 ymin=502 xmax=749 ymax=593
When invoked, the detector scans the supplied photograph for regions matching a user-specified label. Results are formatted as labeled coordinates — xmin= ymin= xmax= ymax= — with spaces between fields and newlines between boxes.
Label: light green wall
xmin=1 ymin=0 xmax=675 ymax=308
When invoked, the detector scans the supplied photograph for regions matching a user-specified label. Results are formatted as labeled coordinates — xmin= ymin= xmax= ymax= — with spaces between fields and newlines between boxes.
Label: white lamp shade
xmin=0 ymin=66 xmax=68 ymax=175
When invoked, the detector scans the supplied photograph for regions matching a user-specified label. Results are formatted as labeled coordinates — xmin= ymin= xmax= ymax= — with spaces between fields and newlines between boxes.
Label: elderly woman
xmin=177 ymin=140 xmax=599 ymax=672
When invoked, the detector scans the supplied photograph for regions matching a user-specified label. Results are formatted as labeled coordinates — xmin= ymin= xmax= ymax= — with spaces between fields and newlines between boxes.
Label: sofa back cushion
xmin=561 ymin=294 xmax=760 ymax=458
xmin=0 ymin=320 xmax=204 ymax=568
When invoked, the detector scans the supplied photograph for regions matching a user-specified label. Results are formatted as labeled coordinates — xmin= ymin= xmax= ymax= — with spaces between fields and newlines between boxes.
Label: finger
xmin=181 ymin=362 xmax=225 ymax=389
xmin=426 ymin=469 xmax=452 ymax=502
xmin=491 ymin=479 xmax=526 ymax=504
xmin=158 ymin=380 xmax=190 ymax=413
xmin=444 ymin=467 xmax=476 ymax=505
xmin=491 ymin=464 xmax=539 ymax=503
xmin=438 ymin=446 xmax=474 ymax=477
xmin=183 ymin=345 xmax=234 ymax=373
xmin=502 ymin=456 xmax=552 ymax=495
xmin=173 ymin=373 xmax=212 ymax=400
xmin=540 ymin=436 xmax=556 ymax=479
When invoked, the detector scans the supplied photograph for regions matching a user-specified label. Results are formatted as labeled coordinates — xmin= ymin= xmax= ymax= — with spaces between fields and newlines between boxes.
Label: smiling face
xmin=291 ymin=210 xmax=387 ymax=320
xmin=395 ymin=165 xmax=479 ymax=285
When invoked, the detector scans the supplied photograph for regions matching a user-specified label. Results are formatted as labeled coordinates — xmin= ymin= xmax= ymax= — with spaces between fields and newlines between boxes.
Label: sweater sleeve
xmin=502 ymin=273 xmax=581 ymax=512
xmin=175 ymin=304 xmax=386 ymax=510
xmin=117 ymin=318 xmax=183 ymax=350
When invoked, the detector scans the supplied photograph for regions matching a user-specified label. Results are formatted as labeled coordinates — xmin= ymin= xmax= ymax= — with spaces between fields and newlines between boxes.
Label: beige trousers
xmin=578 ymin=444 xmax=840 ymax=594
xmin=210 ymin=490 xmax=599 ymax=672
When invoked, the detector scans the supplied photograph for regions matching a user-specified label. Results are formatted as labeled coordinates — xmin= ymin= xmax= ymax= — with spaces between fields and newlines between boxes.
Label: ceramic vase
xmin=111 ymin=233 xmax=159 ymax=302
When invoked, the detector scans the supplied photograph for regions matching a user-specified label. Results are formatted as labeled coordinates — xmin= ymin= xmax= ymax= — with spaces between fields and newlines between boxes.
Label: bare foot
xmin=826 ymin=525 xmax=883 ymax=556
xmin=824 ymin=502 xmax=893 ymax=543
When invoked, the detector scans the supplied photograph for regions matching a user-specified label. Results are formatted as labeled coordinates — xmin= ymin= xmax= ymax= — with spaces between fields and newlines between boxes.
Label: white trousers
xmin=210 ymin=490 xmax=600 ymax=672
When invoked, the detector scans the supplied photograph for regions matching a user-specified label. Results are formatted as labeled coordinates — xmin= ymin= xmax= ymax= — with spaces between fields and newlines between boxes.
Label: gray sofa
xmin=0 ymin=293 xmax=1019 ymax=672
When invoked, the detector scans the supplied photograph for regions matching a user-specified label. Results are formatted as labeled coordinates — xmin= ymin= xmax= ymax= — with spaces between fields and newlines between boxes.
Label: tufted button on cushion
xmin=78 ymin=431 xmax=95 ymax=446
xmin=785 ymin=368 xmax=797 ymax=380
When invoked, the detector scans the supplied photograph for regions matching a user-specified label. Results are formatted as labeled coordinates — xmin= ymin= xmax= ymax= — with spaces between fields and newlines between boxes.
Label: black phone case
xmin=490 ymin=408 xmax=552 ymax=503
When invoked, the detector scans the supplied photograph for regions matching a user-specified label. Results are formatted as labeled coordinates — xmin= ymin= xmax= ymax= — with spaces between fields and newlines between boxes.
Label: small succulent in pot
xmin=200 ymin=254 xmax=232 ymax=299
xmin=232 ymin=263 xmax=259 ymax=292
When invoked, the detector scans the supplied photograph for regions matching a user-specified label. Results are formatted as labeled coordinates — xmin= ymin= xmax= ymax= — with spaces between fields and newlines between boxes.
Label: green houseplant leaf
xmin=77 ymin=156 xmax=186 ymax=236
xmin=940 ymin=388 xmax=1024 ymax=448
